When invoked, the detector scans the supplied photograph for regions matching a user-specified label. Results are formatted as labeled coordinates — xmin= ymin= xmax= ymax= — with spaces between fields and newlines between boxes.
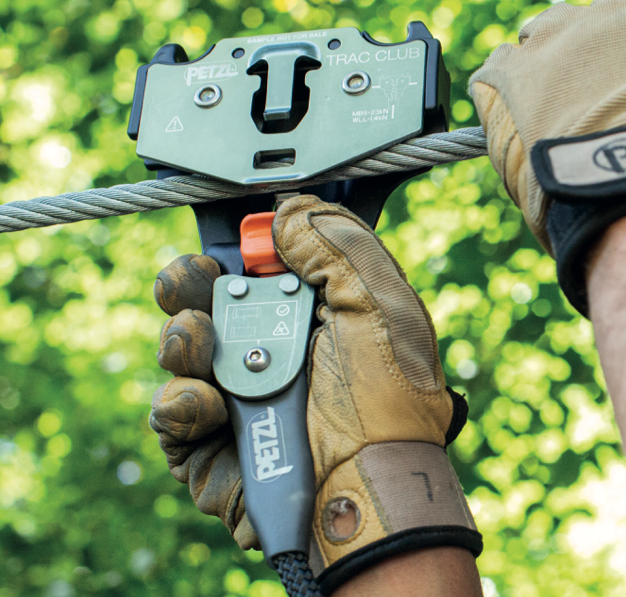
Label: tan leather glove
xmin=469 ymin=0 xmax=626 ymax=315
xmin=470 ymin=0 xmax=626 ymax=249
xmin=150 ymin=196 xmax=481 ymax=592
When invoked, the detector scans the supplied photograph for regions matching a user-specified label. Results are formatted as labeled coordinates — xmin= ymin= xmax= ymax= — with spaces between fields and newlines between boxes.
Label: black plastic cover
xmin=127 ymin=44 xmax=192 ymax=141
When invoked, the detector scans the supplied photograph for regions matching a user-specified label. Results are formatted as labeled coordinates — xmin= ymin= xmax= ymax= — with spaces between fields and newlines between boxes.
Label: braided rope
xmin=273 ymin=553 xmax=324 ymax=597
xmin=0 ymin=127 xmax=487 ymax=233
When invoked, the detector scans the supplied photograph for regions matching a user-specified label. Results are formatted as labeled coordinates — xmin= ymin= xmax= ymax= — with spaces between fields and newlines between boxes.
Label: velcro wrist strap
xmin=532 ymin=126 xmax=626 ymax=201
xmin=532 ymin=127 xmax=626 ymax=318
xmin=546 ymin=198 xmax=626 ymax=318
xmin=308 ymin=442 xmax=482 ymax=593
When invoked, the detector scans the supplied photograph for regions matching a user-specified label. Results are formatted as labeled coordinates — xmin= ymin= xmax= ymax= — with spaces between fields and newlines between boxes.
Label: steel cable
xmin=0 ymin=127 xmax=487 ymax=233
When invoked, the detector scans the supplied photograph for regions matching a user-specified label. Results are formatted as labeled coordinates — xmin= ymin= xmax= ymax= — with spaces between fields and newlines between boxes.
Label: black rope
xmin=273 ymin=552 xmax=324 ymax=597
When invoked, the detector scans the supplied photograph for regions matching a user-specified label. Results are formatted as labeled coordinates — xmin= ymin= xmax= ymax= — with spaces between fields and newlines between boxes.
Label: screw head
xmin=342 ymin=71 xmax=371 ymax=95
xmin=194 ymin=84 xmax=222 ymax=108
xmin=278 ymin=273 xmax=300 ymax=294
xmin=227 ymin=278 xmax=248 ymax=298
xmin=244 ymin=347 xmax=271 ymax=372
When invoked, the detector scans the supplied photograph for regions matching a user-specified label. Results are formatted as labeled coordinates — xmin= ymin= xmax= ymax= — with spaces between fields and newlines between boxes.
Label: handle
xmin=226 ymin=369 xmax=316 ymax=565
xmin=211 ymin=212 xmax=317 ymax=567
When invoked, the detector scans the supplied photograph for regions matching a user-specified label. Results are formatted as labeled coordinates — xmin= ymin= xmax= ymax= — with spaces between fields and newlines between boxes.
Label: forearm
xmin=586 ymin=216 xmax=626 ymax=444
xmin=330 ymin=548 xmax=483 ymax=597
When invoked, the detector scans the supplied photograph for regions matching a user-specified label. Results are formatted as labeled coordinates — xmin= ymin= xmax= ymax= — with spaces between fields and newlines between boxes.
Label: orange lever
xmin=240 ymin=212 xmax=288 ymax=277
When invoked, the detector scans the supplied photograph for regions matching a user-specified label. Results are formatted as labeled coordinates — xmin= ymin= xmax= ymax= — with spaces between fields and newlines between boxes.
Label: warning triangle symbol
xmin=273 ymin=321 xmax=290 ymax=336
xmin=165 ymin=116 xmax=184 ymax=132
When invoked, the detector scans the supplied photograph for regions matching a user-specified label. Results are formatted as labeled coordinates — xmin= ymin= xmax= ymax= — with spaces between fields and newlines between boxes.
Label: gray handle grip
xmin=226 ymin=369 xmax=315 ymax=566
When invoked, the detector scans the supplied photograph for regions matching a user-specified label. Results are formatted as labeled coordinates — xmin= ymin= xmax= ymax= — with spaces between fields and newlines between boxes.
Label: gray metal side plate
xmin=212 ymin=274 xmax=315 ymax=399
xmin=136 ymin=27 xmax=426 ymax=184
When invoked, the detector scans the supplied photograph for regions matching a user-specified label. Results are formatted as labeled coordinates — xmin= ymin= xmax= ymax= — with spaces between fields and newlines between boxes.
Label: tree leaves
xmin=1 ymin=1 xmax=624 ymax=596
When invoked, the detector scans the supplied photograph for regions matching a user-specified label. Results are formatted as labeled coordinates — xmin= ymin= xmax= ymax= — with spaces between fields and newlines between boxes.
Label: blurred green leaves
xmin=0 ymin=0 xmax=624 ymax=596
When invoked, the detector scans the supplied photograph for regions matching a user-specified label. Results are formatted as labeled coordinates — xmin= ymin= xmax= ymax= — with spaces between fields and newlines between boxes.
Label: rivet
xmin=227 ymin=278 xmax=248 ymax=297
xmin=278 ymin=274 xmax=300 ymax=294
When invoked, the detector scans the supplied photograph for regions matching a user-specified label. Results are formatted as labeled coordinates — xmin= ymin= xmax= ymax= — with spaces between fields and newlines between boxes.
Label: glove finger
xmin=158 ymin=423 xmax=233 ymax=485
xmin=191 ymin=440 xmax=243 ymax=534
xmin=158 ymin=309 xmax=215 ymax=381
xmin=234 ymin=511 xmax=261 ymax=551
xmin=470 ymin=5 xmax=583 ymax=85
xmin=154 ymin=254 xmax=220 ymax=316
xmin=151 ymin=379 xmax=243 ymax=532
xmin=273 ymin=195 xmax=441 ymax=391
xmin=150 ymin=377 xmax=228 ymax=447
xmin=167 ymin=426 xmax=256 ymax=548
xmin=469 ymin=83 xmax=550 ymax=251
xmin=152 ymin=398 xmax=243 ymax=532
xmin=187 ymin=440 xmax=259 ymax=549
xmin=468 ymin=82 xmax=524 ymax=203
xmin=518 ymin=2 xmax=580 ymax=43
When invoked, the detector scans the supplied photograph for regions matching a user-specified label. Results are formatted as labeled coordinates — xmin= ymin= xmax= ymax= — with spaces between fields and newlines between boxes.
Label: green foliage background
xmin=1 ymin=0 xmax=625 ymax=596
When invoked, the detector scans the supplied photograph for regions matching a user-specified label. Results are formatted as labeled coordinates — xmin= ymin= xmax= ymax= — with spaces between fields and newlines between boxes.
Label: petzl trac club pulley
xmin=128 ymin=21 xmax=450 ymax=596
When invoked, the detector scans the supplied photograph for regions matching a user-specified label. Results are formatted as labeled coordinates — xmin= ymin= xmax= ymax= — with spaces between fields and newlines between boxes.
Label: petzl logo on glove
xmin=593 ymin=139 xmax=626 ymax=174
xmin=532 ymin=125 xmax=626 ymax=202
xmin=248 ymin=407 xmax=294 ymax=482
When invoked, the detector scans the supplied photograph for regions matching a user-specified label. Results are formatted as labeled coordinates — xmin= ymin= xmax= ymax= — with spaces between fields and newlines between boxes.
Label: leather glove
xmin=469 ymin=0 xmax=626 ymax=315
xmin=150 ymin=196 xmax=482 ymax=593
xmin=149 ymin=253 xmax=261 ymax=549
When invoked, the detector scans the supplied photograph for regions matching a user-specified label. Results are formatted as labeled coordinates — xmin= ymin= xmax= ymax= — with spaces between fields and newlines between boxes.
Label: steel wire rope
xmin=0 ymin=127 xmax=487 ymax=233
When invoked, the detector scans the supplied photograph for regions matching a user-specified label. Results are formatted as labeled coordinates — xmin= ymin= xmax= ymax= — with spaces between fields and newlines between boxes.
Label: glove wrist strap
xmin=308 ymin=442 xmax=483 ymax=593
xmin=532 ymin=126 xmax=626 ymax=317
xmin=532 ymin=125 xmax=626 ymax=202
